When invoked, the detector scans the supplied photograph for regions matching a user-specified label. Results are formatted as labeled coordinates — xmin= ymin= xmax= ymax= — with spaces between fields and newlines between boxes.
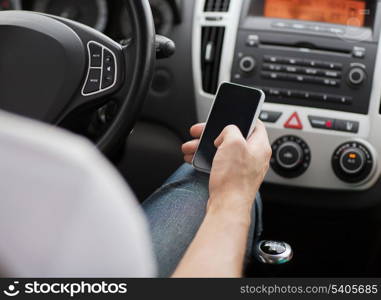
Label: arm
xmin=173 ymin=121 xmax=271 ymax=278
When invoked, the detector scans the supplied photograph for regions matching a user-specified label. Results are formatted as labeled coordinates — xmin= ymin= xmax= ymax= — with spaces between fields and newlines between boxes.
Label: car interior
xmin=1 ymin=0 xmax=381 ymax=277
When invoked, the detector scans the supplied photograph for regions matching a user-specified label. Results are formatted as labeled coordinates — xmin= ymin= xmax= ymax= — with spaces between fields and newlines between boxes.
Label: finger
xmin=190 ymin=123 xmax=205 ymax=139
xmin=181 ymin=140 xmax=200 ymax=155
xmin=184 ymin=154 xmax=194 ymax=164
xmin=214 ymin=125 xmax=244 ymax=148
xmin=247 ymin=120 xmax=270 ymax=149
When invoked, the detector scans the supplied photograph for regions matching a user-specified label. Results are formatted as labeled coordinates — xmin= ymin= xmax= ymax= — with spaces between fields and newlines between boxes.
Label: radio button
xmin=324 ymin=78 xmax=340 ymax=86
xmin=323 ymin=62 xmax=343 ymax=70
xmin=246 ymin=35 xmax=259 ymax=47
xmin=284 ymin=66 xmax=300 ymax=73
xmin=286 ymin=58 xmax=301 ymax=65
xmin=286 ymin=74 xmax=305 ymax=82
xmin=280 ymin=90 xmax=294 ymax=97
xmin=293 ymin=90 xmax=309 ymax=99
xmin=353 ymin=46 xmax=366 ymax=59
xmin=335 ymin=120 xmax=359 ymax=133
xmin=263 ymin=64 xmax=282 ymax=72
xmin=328 ymin=95 xmax=352 ymax=105
xmin=309 ymin=116 xmax=335 ymax=130
xmin=304 ymin=68 xmax=319 ymax=75
xmin=310 ymin=93 xmax=324 ymax=101
xmin=324 ymin=70 xmax=341 ymax=78
xmin=260 ymin=111 xmax=282 ymax=123
xmin=303 ymin=60 xmax=320 ymax=68
xmin=269 ymin=88 xmax=281 ymax=97
xmin=261 ymin=71 xmax=276 ymax=79
xmin=264 ymin=55 xmax=282 ymax=63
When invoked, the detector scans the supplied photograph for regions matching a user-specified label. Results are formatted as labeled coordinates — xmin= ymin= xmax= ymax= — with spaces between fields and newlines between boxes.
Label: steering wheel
xmin=0 ymin=0 xmax=155 ymax=154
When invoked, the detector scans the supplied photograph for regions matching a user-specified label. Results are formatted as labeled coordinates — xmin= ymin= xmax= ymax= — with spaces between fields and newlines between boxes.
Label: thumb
xmin=214 ymin=125 xmax=244 ymax=148
xmin=247 ymin=120 xmax=270 ymax=150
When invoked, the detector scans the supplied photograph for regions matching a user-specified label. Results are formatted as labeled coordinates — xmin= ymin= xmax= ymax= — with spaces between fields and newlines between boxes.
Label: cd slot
xmin=259 ymin=41 xmax=351 ymax=56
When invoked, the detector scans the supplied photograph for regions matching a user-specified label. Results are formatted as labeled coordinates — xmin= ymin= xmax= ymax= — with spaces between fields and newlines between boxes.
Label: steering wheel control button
xmin=89 ymin=43 xmax=102 ymax=67
xmin=259 ymin=111 xmax=282 ymax=123
xmin=82 ymin=41 xmax=118 ymax=96
xmin=284 ymin=112 xmax=303 ymax=130
xmin=256 ymin=241 xmax=293 ymax=265
xmin=271 ymin=136 xmax=311 ymax=178
xmin=83 ymin=69 xmax=101 ymax=94
xmin=332 ymin=142 xmax=374 ymax=183
xmin=102 ymin=49 xmax=116 ymax=89
xmin=348 ymin=67 xmax=366 ymax=85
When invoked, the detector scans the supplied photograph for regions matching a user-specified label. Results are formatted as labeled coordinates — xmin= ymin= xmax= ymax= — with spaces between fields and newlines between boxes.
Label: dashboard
xmin=0 ymin=0 xmax=180 ymax=40
xmin=194 ymin=0 xmax=381 ymax=192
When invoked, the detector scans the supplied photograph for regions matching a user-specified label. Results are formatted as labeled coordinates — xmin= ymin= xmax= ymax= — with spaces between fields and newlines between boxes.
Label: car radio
xmin=231 ymin=0 xmax=380 ymax=115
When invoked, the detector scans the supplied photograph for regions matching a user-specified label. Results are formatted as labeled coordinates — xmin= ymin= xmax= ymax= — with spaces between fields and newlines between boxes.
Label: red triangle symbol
xmin=284 ymin=112 xmax=303 ymax=130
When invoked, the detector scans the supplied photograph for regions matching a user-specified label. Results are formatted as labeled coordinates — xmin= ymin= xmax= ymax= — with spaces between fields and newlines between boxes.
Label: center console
xmin=193 ymin=0 xmax=381 ymax=191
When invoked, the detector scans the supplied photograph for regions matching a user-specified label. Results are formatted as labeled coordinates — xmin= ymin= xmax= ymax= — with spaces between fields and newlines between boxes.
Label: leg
xmin=142 ymin=164 xmax=263 ymax=277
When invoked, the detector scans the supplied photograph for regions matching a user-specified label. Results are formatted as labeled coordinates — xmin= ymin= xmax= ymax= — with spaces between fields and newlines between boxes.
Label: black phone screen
xmin=193 ymin=83 xmax=263 ymax=172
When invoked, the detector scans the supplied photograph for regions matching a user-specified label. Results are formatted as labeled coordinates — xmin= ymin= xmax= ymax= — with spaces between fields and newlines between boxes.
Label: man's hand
xmin=181 ymin=123 xmax=205 ymax=164
xmin=181 ymin=121 xmax=272 ymax=215
xmin=209 ymin=121 xmax=272 ymax=216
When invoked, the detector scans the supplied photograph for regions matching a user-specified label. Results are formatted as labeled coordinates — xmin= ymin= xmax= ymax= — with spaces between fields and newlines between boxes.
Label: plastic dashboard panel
xmin=192 ymin=0 xmax=381 ymax=192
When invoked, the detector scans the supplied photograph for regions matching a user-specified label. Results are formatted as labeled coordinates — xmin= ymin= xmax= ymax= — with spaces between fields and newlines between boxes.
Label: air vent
xmin=204 ymin=0 xmax=231 ymax=12
xmin=201 ymin=26 xmax=225 ymax=94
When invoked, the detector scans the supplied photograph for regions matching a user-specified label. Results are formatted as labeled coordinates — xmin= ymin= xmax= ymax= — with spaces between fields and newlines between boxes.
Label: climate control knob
xmin=332 ymin=142 xmax=374 ymax=183
xmin=271 ymin=136 xmax=311 ymax=178
xmin=276 ymin=142 xmax=303 ymax=170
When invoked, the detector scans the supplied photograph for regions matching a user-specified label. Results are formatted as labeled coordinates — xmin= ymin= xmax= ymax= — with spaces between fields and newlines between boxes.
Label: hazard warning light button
xmin=284 ymin=112 xmax=303 ymax=130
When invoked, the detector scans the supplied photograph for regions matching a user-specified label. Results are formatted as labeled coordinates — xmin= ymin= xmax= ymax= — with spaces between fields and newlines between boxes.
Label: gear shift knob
xmin=255 ymin=240 xmax=293 ymax=265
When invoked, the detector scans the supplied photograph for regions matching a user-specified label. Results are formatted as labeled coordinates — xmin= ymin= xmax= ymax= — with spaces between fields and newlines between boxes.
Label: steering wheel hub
xmin=0 ymin=11 xmax=85 ymax=122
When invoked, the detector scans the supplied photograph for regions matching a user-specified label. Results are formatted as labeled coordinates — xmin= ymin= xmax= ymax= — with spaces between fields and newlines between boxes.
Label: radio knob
xmin=239 ymin=56 xmax=256 ymax=73
xmin=348 ymin=67 xmax=366 ymax=85
xmin=332 ymin=142 xmax=374 ymax=183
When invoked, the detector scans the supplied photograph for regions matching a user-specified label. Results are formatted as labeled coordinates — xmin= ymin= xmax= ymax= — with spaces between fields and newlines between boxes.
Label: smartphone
xmin=192 ymin=82 xmax=265 ymax=173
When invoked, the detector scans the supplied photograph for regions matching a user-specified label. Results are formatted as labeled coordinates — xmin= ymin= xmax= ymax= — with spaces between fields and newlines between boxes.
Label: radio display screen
xmin=261 ymin=0 xmax=367 ymax=27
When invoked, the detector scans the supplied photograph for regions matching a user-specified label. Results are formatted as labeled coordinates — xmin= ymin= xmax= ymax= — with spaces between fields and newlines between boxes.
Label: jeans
xmin=143 ymin=164 xmax=263 ymax=277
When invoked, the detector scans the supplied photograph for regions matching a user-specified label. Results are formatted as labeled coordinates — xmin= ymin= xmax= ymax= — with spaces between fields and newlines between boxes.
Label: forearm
xmin=172 ymin=196 xmax=252 ymax=278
